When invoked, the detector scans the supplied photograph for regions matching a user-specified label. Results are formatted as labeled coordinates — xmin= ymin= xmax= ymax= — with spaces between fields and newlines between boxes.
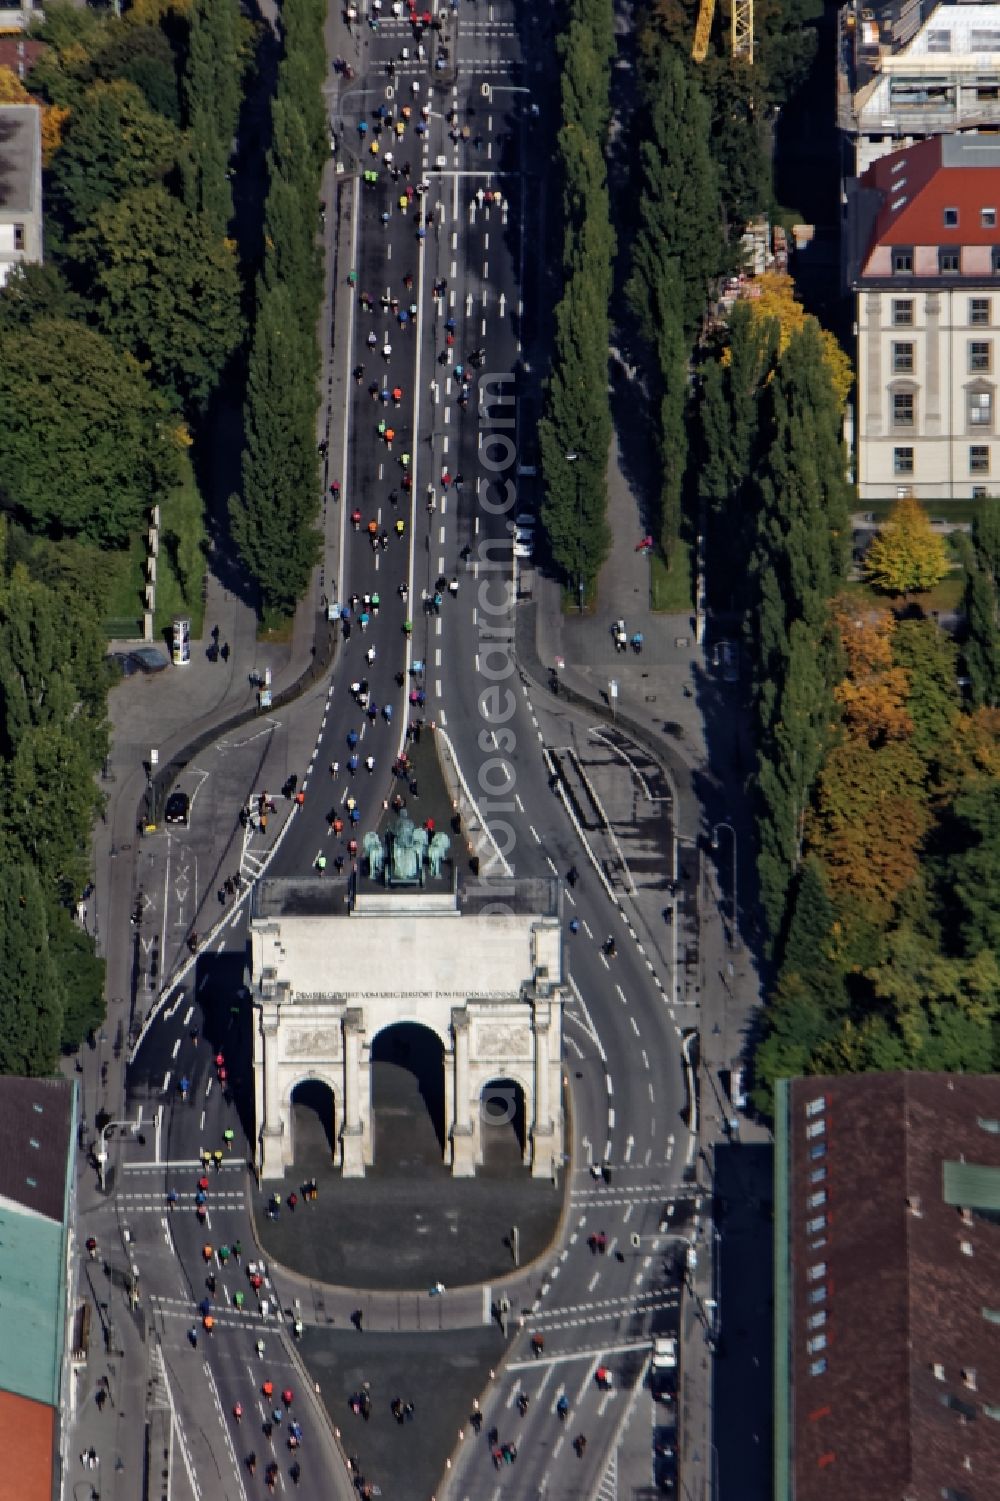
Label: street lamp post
xmin=711 ymin=821 xmax=738 ymax=950
xmin=96 ymin=1113 xmax=142 ymax=1192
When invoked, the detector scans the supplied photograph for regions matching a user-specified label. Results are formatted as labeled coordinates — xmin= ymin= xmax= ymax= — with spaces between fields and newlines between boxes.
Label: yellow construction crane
xmin=692 ymin=0 xmax=753 ymax=64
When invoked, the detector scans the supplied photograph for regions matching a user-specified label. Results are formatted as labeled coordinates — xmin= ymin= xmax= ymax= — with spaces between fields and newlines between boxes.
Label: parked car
xmin=165 ymin=792 xmax=190 ymax=826
xmin=651 ymin=1336 xmax=678 ymax=1401
xmin=129 ymin=647 xmax=170 ymax=674
xmin=513 ymin=533 xmax=534 ymax=560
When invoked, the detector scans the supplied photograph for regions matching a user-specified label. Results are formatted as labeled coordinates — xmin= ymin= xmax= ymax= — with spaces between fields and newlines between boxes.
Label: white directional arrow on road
xmin=499 ymin=292 xmax=506 ymax=319
xmin=625 ymin=1135 xmax=635 ymax=1162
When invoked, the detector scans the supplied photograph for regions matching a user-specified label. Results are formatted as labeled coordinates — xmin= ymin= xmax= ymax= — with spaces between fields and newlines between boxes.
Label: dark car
xmin=165 ymin=792 xmax=190 ymax=826
xmin=129 ymin=647 xmax=170 ymax=674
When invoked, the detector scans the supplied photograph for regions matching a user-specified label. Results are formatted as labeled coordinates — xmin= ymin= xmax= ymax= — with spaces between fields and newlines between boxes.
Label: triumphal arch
xmin=250 ymin=871 xmax=565 ymax=1180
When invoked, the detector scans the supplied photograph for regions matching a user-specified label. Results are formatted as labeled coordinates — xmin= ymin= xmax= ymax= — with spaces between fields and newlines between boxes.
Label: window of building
xmin=808 ymin=1236 xmax=828 ymax=1252
xmin=805 ymin=1097 xmax=826 ymax=1117
xmin=806 ymin=1219 xmax=827 ymax=1238
xmin=970 ymin=446 xmax=990 ymax=475
xmin=962 ymin=1239 xmax=975 ymax=1255
xmin=809 ymin=1143 xmax=827 ymax=1161
xmin=970 ymin=341 xmax=992 ymax=373
xmin=890 ymin=155 xmax=907 ymax=173
xmin=808 ymin=1286 xmax=827 ymax=1306
xmin=934 ymin=1362 xmax=946 ymax=1380
xmin=984 ymin=208 xmax=998 ymax=229
xmin=807 ymin=1311 xmax=827 ymax=1330
xmin=944 ymin=208 xmax=959 ymax=228
xmin=806 ymin=1335 xmax=828 ymax=1354
xmin=969 ymin=390 xmax=993 ymax=429
xmin=978 ymin=1118 xmax=1000 ymax=1134
xmin=810 ymin=1166 xmax=827 ymax=1185
xmin=992 ymin=248 xmax=1000 ymax=276
xmin=808 ymin=1190 xmax=827 ymax=1209
xmin=971 ymin=298 xmax=991 ymax=326
xmin=893 ymin=247 xmax=914 ymax=274
xmin=971 ymin=29 xmax=1000 ymax=48
xmin=983 ymin=1404 xmax=1000 ymax=1422
xmin=893 ymin=392 xmax=915 ymax=427
xmin=806 ymin=1119 xmax=826 ymax=1139
xmin=927 ymin=29 xmax=951 ymax=51
xmin=894 ymin=447 xmax=915 ymax=475
xmin=939 ymin=248 xmax=961 ymax=274
xmin=893 ymin=342 xmax=914 ymax=372
xmin=892 ymin=299 xmax=914 ymax=326
xmin=12 ymin=224 xmax=23 ymax=252
xmin=963 ymin=1368 xmax=978 ymax=1390
xmin=807 ymin=1263 xmax=827 ymax=1282
xmin=809 ymin=1358 xmax=828 ymax=1377
xmin=974 ymin=485 xmax=988 ymax=498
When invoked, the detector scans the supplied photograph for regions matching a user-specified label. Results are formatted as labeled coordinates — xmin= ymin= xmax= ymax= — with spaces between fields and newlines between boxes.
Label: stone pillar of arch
xmin=451 ymin=1009 xmax=475 ymax=1177
xmin=530 ymin=999 xmax=558 ymax=1179
xmin=341 ymin=1008 xmax=366 ymax=1178
xmin=258 ymin=1010 xmax=285 ymax=1180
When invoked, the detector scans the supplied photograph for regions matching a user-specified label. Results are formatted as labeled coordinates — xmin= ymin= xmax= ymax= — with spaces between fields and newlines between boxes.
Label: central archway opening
xmin=289 ymin=1078 xmax=337 ymax=1169
xmin=480 ymin=1076 xmax=526 ymax=1172
xmin=370 ymin=1022 xmax=446 ymax=1175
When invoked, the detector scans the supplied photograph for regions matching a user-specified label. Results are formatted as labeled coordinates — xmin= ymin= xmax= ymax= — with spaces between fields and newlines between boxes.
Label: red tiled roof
xmin=0 ymin=1390 xmax=53 ymax=1501
xmin=860 ymin=135 xmax=1000 ymax=250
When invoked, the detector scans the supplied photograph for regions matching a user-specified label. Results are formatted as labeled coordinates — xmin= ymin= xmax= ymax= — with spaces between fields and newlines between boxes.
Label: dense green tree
xmin=231 ymin=282 xmax=320 ymax=615
xmin=892 ymin=618 xmax=959 ymax=777
xmin=703 ymin=61 xmax=771 ymax=229
xmin=74 ymin=185 xmax=244 ymax=413
xmin=752 ymin=970 xmax=842 ymax=1113
xmin=46 ymin=80 xmax=181 ymax=239
xmin=962 ymin=497 xmax=1000 ymax=708
xmin=779 ymin=856 xmax=842 ymax=991
xmin=627 ymin=45 xmax=724 ymax=341
xmin=261 ymin=170 xmax=322 ymax=344
xmin=539 ymin=269 xmax=613 ymax=591
xmin=181 ymin=0 xmax=241 ymax=143
xmin=0 ymin=318 xmax=177 ymax=545
xmin=50 ymin=905 xmax=105 ymax=1053
xmin=750 ymin=322 xmax=850 ymax=707
xmin=98 ymin=21 xmax=183 ymax=124
xmin=0 ymin=561 xmax=109 ymax=754
xmin=947 ymin=781 xmax=1000 ymax=958
xmin=756 ymin=620 xmax=836 ymax=936
xmin=0 ymin=262 xmax=82 ymax=332
xmin=0 ymin=859 xmax=62 ymax=1077
xmin=698 ymin=303 xmax=779 ymax=608
xmin=560 ymin=15 xmax=613 ymax=140
xmin=1 ymin=725 xmax=104 ymax=908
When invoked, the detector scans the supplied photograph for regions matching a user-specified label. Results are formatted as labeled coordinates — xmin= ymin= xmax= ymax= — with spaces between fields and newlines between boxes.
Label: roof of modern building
xmin=0 ymin=102 xmax=40 ymax=219
xmin=776 ymin=1072 xmax=1000 ymax=1501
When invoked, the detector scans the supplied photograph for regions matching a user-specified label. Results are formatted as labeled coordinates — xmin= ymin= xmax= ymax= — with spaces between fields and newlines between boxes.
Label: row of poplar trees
xmin=538 ymin=0 xmax=615 ymax=600
xmin=231 ymin=0 xmax=328 ymax=620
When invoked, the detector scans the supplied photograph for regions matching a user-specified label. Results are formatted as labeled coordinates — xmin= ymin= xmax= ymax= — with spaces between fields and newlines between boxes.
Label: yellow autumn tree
xmin=737 ymin=272 xmax=854 ymax=411
xmin=832 ymin=601 xmax=913 ymax=745
xmin=863 ymin=494 xmax=951 ymax=597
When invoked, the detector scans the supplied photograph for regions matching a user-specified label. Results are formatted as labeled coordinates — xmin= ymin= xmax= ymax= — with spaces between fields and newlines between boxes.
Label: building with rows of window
xmin=847 ymin=132 xmax=1000 ymax=499
xmin=775 ymin=1072 xmax=1000 ymax=1501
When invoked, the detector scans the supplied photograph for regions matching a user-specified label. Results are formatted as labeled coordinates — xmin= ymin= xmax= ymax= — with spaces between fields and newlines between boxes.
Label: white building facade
xmin=250 ymin=882 xmax=565 ymax=1182
xmin=850 ymin=132 xmax=1000 ymax=499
